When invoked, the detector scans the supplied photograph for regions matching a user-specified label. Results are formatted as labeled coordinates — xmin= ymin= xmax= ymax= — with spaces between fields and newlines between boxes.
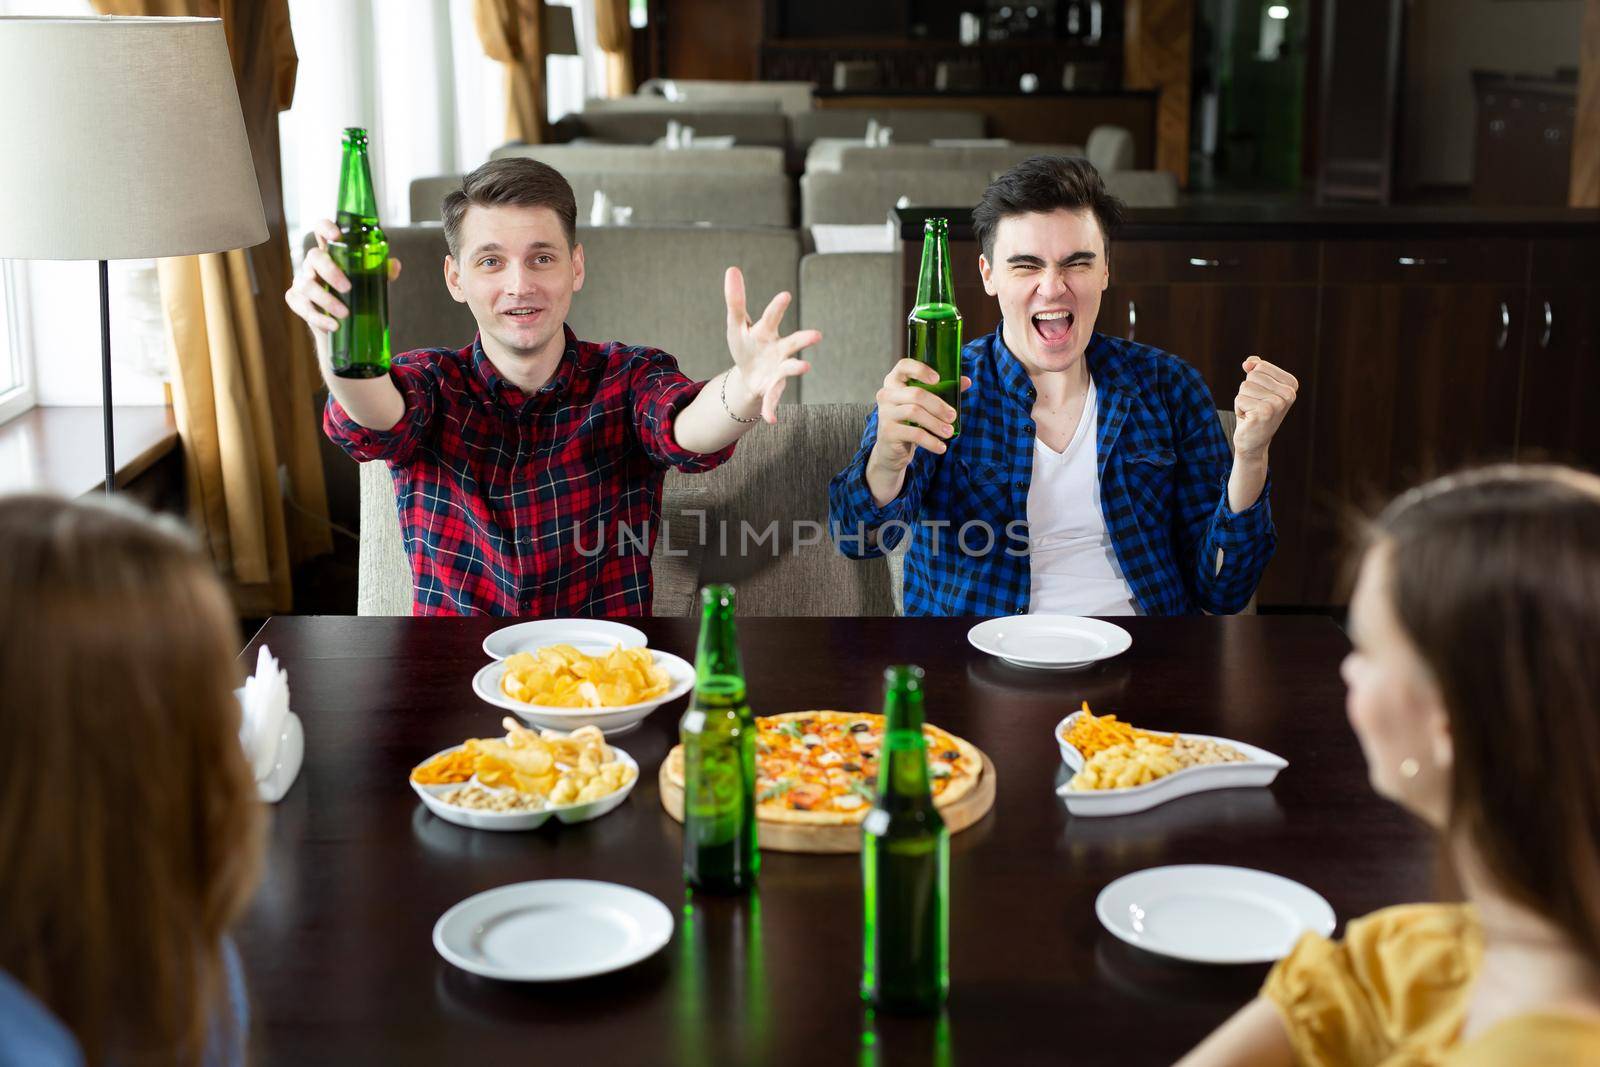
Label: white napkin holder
xmin=237 ymin=645 xmax=303 ymax=803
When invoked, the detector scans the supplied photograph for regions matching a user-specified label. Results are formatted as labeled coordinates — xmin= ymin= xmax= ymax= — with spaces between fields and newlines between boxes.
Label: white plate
xmin=967 ymin=616 xmax=1132 ymax=670
xmin=471 ymin=650 xmax=694 ymax=735
xmin=410 ymin=744 xmax=639 ymax=831
xmin=481 ymin=619 xmax=648 ymax=661
xmin=434 ymin=880 xmax=674 ymax=981
xmin=1096 ymin=865 xmax=1335 ymax=964
xmin=1054 ymin=710 xmax=1288 ymax=816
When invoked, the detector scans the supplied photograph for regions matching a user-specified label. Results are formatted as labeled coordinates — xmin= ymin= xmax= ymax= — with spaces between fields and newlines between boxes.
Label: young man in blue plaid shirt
xmin=828 ymin=157 xmax=1299 ymax=617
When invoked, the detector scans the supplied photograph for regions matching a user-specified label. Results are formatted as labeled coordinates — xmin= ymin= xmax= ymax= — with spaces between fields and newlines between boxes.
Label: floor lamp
xmin=0 ymin=15 xmax=267 ymax=494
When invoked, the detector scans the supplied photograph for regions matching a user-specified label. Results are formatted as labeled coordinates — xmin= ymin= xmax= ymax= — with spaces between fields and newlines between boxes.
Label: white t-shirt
xmin=1026 ymin=381 xmax=1142 ymax=616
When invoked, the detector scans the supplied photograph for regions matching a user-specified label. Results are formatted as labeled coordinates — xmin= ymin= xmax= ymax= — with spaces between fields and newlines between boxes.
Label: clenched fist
xmin=1231 ymin=356 xmax=1297 ymax=459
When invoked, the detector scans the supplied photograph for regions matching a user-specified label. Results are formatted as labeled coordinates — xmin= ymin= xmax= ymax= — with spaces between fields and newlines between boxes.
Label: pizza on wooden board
xmin=664 ymin=710 xmax=983 ymax=827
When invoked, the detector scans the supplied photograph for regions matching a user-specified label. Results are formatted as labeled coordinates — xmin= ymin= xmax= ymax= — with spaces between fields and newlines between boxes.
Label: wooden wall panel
xmin=663 ymin=0 xmax=761 ymax=81
xmin=1575 ymin=0 xmax=1600 ymax=206
xmin=1123 ymin=0 xmax=1192 ymax=187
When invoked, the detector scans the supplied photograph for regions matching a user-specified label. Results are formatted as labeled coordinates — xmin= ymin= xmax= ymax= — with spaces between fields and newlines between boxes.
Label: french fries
xmin=500 ymin=644 xmax=671 ymax=708
xmin=1063 ymin=706 xmax=1249 ymax=791
xmin=1062 ymin=702 xmax=1177 ymax=759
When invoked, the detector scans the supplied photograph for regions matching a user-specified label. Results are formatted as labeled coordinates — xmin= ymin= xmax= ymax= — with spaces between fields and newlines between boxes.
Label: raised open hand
xmin=724 ymin=266 xmax=821 ymax=424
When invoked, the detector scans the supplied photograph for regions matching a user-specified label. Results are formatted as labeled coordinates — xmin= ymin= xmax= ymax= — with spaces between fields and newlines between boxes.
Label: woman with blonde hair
xmin=0 ymin=495 xmax=264 ymax=1067
xmin=1179 ymin=464 xmax=1600 ymax=1066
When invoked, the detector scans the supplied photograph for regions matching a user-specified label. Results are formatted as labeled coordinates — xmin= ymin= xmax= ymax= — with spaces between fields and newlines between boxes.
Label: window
xmin=0 ymin=260 xmax=34 ymax=426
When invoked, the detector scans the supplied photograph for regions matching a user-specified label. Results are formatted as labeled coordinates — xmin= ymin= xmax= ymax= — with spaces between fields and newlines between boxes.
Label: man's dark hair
xmin=441 ymin=158 xmax=578 ymax=257
xmin=972 ymin=156 xmax=1126 ymax=261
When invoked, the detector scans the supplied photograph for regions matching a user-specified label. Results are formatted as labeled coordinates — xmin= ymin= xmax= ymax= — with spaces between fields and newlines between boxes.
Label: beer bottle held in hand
xmin=861 ymin=664 xmax=949 ymax=1014
xmin=328 ymin=127 xmax=390 ymax=379
xmin=907 ymin=217 xmax=963 ymax=437
xmin=681 ymin=584 xmax=758 ymax=894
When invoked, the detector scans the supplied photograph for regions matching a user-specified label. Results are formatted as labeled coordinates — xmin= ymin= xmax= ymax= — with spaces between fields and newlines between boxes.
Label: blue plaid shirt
xmin=828 ymin=328 xmax=1276 ymax=616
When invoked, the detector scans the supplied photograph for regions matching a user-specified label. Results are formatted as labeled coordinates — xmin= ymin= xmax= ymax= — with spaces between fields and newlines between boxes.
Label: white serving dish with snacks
xmin=410 ymin=744 xmax=639 ymax=831
xmin=470 ymin=650 xmax=694 ymax=735
xmin=1054 ymin=710 xmax=1287 ymax=817
xmin=481 ymin=619 xmax=648 ymax=661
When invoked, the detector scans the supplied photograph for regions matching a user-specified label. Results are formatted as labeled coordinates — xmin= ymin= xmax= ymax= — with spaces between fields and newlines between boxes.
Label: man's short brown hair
xmin=441 ymin=158 xmax=578 ymax=257
xmin=972 ymin=156 xmax=1126 ymax=261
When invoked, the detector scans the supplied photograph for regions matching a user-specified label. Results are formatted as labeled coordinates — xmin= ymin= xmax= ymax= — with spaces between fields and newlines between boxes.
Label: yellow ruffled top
xmin=1262 ymin=903 xmax=1600 ymax=1066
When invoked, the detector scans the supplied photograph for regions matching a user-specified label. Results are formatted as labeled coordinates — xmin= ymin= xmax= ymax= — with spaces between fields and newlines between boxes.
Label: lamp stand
xmin=99 ymin=259 xmax=114 ymax=495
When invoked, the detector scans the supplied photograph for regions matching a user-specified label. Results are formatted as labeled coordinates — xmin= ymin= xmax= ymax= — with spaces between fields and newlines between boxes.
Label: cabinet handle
xmin=1540 ymin=300 xmax=1553 ymax=349
xmin=1127 ymin=299 xmax=1137 ymax=342
xmin=1397 ymin=256 xmax=1450 ymax=267
xmin=1497 ymin=301 xmax=1510 ymax=351
xmin=1186 ymin=257 xmax=1240 ymax=268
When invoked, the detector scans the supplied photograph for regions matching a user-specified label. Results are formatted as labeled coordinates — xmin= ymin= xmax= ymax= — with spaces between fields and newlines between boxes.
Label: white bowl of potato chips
xmin=410 ymin=720 xmax=640 ymax=831
xmin=472 ymin=643 xmax=694 ymax=735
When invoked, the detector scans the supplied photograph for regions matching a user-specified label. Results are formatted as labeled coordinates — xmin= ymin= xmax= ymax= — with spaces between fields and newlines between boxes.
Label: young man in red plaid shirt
xmin=285 ymin=159 xmax=819 ymax=616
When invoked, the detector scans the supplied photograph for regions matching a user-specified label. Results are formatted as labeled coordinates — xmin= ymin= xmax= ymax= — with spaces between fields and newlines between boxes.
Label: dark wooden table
xmin=237 ymin=616 xmax=1433 ymax=1066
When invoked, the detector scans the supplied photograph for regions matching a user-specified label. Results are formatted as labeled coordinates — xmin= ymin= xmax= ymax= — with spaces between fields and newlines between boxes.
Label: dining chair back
xmin=800 ymin=169 xmax=993 ymax=227
xmin=796 ymin=252 xmax=899 ymax=404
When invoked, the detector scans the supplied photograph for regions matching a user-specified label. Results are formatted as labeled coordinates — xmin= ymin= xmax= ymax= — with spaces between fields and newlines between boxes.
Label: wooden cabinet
xmin=1517 ymin=240 xmax=1600 ymax=466
xmin=1103 ymin=241 xmax=1319 ymax=605
xmin=1306 ymin=241 xmax=1529 ymax=602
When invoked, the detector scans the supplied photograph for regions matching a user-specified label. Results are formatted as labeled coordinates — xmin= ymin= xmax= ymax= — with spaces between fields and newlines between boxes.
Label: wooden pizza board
xmin=658 ymin=750 xmax=997 ymax=855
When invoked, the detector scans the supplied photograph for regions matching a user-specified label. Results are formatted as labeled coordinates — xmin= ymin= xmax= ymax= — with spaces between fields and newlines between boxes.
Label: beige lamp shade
xmin=0 ymin=16 xmax=267 ymax=261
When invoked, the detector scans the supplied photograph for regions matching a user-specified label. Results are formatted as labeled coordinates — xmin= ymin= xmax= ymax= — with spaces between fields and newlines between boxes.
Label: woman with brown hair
xmin=1178 ymin=464 xmax=1600 ymax=1066
xmin=0 ymin=495 xmax=264 ymax=1067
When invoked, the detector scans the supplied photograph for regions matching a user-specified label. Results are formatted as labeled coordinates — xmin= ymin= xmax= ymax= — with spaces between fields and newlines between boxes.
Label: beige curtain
xmin=593 ymin=0 xmax=633 ymax=99
xmin=93 ymin=0 xmax=333 ymax=615
xmin=474 ymin=0 xmax=550 ymax=143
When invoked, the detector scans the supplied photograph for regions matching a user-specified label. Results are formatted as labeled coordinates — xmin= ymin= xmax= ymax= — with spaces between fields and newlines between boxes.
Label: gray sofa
xmin=357 ymin=402 xmax=895 ymax=617
xmin=788 ymin=109 xmax=986 ymax=149
xmin=797 ymin=253 xmax=899 ymax=404
xmin=806 ymin=141 xmax=1086 ymax=173
xmin=800 ymin=170 xmax=994 ymax=227
xmin=548 ymin=109 xmax=791 ymax=149
xmin=489 ymin=143 xmax=786 ymax=174
xmin=636 ymin=78 xmax=816 ymax=117
xmin=411 ymin=171 xmax=793 ymax=228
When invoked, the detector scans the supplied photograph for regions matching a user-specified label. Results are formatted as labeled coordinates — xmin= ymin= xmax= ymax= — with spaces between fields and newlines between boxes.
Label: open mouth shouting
xmin=1031 ymin=308 xmax=1075 ymax=346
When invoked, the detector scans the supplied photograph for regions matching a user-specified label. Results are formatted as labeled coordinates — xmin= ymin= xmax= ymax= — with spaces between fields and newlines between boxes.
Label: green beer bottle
xmin=327 ymin=127 xmax=390 ymax=379
xmin=681 ymin=583 xmax=758 ymax=894
xmin=861 ymin=664 xmax=949 ymax=1014
xmin=907 ymin=217 xmax=963 ymax=437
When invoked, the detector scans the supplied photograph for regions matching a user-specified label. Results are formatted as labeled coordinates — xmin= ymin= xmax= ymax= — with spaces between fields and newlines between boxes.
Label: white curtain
xmin=279 ymin=0 xmax=600 ymax=237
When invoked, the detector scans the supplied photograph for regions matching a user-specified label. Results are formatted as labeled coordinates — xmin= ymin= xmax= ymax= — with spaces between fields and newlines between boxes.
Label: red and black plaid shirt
xmin=324 ymin=327 xmax=734 ymax=616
